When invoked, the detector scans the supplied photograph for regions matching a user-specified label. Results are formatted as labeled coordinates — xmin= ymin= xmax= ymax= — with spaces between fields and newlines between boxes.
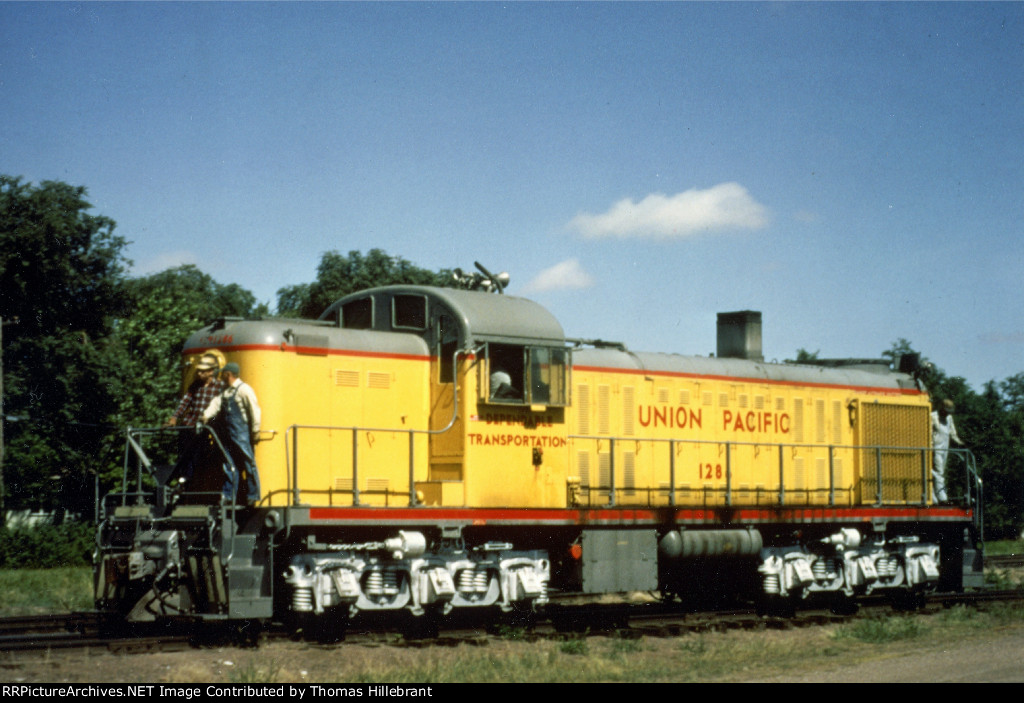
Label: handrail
xmin=284 ymin=424 xmax=434 ymax=509
xmin=282 ymin=345 xmax=480 ymax=511
xmin=566 ymin=433 xmax=981 ymax=513
xmin=104 ymin=424 xmax=243 ymax=561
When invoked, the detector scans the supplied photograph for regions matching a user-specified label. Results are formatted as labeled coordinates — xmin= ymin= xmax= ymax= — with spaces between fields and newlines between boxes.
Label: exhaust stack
xmin=717 ymin=311 xmax=763 ymax=362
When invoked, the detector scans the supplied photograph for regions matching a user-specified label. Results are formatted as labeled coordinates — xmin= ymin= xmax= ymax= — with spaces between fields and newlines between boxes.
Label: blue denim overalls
xmin=213 ymin=385 xmax=261 ymax=505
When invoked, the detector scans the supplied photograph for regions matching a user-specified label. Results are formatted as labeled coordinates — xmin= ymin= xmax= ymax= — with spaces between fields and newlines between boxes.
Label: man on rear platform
xmin=201 ymin=362 xmax=262 ymax=505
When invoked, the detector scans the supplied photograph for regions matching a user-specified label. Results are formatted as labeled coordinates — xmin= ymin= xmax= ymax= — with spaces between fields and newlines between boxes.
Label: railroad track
xmin=3 ymin=588 xmax=1022 ymax=655
xmin=985 ymin=554 xmax=1024 ymax=569
xmin=0 ymin=612 xmax=193 ymax=656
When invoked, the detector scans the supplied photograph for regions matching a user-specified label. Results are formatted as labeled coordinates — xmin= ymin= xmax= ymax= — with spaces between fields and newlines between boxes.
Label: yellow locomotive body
xmin=184 ymin=288 xmax=932 ymax=513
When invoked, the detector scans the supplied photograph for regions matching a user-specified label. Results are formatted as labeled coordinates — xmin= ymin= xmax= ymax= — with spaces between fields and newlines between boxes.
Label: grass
xmin=833 ymin=614 xmax=927 ymax=643
xmin=984 ymin=539 xmax=1024 ymax=556
xmin=0 ymin=566 xmax=93 ymax=615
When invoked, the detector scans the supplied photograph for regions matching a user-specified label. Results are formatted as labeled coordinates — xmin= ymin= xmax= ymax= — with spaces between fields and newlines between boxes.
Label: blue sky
xmin=3 ymin=2 xmax=1022 ymax=390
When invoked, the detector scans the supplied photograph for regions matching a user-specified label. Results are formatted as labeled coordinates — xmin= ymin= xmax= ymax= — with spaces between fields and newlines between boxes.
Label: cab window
xmin=482 ymin=343 xmax=568 ymax=407
xmin=393 ymin=294 xmax=427 ymax=330
xmin=341 ymin=298 xmax=373 ymax=329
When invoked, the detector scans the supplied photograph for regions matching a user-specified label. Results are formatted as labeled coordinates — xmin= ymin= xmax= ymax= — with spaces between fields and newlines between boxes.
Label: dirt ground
xmin=4 ymin=619 xmax=1024 ymax=684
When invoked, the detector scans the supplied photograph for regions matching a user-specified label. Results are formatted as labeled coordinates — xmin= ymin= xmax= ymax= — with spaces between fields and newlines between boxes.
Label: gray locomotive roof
xmin=572 ymin=347 xmax=918 ymax=391
xmin=322 ymin=285 xmax=566 ymax=346
xmin=183 ymin=317 xmax=430 ymax=356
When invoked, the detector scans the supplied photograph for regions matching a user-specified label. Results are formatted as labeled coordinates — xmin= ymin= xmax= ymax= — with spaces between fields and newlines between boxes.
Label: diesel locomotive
xmin=94 ymin=270 xmax=984 ymax=633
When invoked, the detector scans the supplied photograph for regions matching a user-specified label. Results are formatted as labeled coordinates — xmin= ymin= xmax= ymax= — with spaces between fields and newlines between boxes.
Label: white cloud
xmin=131 ymin=250 xmax=200 ymax=276
xmin=520 ymin=258 xmax=595 ymax=294
xmin=568 ymin=182 xmax=769 ymax=239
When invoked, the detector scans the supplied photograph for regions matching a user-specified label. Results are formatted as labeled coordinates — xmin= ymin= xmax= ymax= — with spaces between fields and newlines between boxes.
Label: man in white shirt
xmin=931 ymin=398 xmax=963 ymax=503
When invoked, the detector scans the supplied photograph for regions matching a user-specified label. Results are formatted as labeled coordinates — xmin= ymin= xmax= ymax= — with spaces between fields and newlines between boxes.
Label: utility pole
xmin=0 ymin=315 xmax=20 ymax=522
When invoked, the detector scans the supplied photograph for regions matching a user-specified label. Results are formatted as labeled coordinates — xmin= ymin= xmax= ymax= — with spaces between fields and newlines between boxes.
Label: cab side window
xmin=483 ymin=343 xmax=568 ymax=407
xmin=341 ymin=298 xmax=373 ymax=329
xmin=393 ymin=294 xmax=427 ymax=330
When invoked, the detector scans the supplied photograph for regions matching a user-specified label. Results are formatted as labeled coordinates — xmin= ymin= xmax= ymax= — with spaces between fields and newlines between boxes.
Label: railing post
xmin=875 ymin=446 xmax=883 ymax=506
xmin=408 ymin=430 xmax=417 ymax=507
xmin=608 ymin=438 xmax=616 ymax=507
xmin=352 ymin=428 xmax=360 ymax=506
xmin=669 ymin=440 xmax=676 ymax=507
xmin=921 ymin=447 xmax=929 ymax=505
xmin=828 ymin=446 xmax=835 ymax=506
xmin=291 ymin=426 xmax=300 ymax=506
xmin=725 ymin=442 xmax=732 ymax=506
xmin=778 ymin=444 xmax=785 ymax=506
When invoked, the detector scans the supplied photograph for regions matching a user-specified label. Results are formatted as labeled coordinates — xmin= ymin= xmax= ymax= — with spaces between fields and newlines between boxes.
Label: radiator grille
xmin=859 ymin=403 xmax=930 ymax=503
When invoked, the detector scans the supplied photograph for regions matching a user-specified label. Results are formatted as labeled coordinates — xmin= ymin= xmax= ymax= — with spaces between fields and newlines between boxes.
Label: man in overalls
xmin=201 ymin=362 xmax=262 ymax=505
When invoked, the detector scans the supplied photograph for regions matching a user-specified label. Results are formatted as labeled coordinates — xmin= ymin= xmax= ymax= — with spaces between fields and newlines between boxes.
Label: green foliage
xmin=0 ymin=176 xmax=265 ymax=515
xmin=984 ymin=568 xmax=1019 ymax=590
xmin=276 ymin=248 xmax=453 ymax=318
xmin=788 ymin=348 xmax=820 ymax=363
xmin=228 ymin=658 xmax=282 ymax=684
xmin=833 ymin=615 xmax=926 ymax=643
xmin=0 ymin=566 xmax=93 ymax=615
xmin=558 ymin=634 xmax=589 ymax=655
xmin=982 ymin=539 xmax=1024 ymax=556
xmin=0 ymin=176 xmax=131 ymax=516
xmin=608 ymin=630 xmax=644 ymax=654
xmin=0 ymin=522 xmax=94 ymax=568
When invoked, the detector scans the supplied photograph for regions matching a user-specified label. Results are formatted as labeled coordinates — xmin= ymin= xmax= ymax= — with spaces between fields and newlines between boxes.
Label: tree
xmin=277 ymin=249 xmax=453 ymax=319
xmin=111 ymin=265 xmax=266 ymax=430
xmin=788 ymin=348 xmax=820 ymax=363
xmin=0 ymin=176 xmax=130 ymax=518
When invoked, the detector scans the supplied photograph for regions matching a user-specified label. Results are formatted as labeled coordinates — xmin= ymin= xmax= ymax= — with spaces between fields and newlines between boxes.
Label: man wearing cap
xmin=931 ymin=398 xmax=964 ymax=503
xmin=166 ymin=353 xmax=224 ymax=486
xmin=202 ymin=362 xmax=261 ymax=505
xmin=166 ymin=353 xmax=224 ymax=428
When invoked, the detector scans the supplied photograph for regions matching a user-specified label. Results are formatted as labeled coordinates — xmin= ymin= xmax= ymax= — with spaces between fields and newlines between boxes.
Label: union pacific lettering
xmin=638 ymin=405 xmax=703 ymax=429
xmin=638 ymin=405 xmax=791 ymax=434
xmin=722 ymin=409 xmax=790 ymax=434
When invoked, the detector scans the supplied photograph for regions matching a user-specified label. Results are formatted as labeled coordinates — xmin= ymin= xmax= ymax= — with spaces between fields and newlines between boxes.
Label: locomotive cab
xmin=320 ymin=286 xmax=573 ymax=508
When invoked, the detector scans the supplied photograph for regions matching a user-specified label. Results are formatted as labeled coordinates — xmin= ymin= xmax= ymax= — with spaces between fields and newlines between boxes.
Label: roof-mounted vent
xmin=717 ymin=311 xmax=763 ymax=362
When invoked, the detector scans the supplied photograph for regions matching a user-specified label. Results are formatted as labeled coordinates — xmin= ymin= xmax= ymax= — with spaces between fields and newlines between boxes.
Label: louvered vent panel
xmin=622 ymin=386 xmax=635 ymax=436
xmin=577 ymin=451 xmax=591 ymax=487
xmin=368 ymin=372 xmax=391 ymax=389
xmin=335 ymin=370 xmax=359 ymax=387
xmin=598 ymin=385 xmax=611 ymax=435
xmin=623 ymin=451 xmax=636 ymax=497
xmin=576 ymin=385 xmax=591 ymax=434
